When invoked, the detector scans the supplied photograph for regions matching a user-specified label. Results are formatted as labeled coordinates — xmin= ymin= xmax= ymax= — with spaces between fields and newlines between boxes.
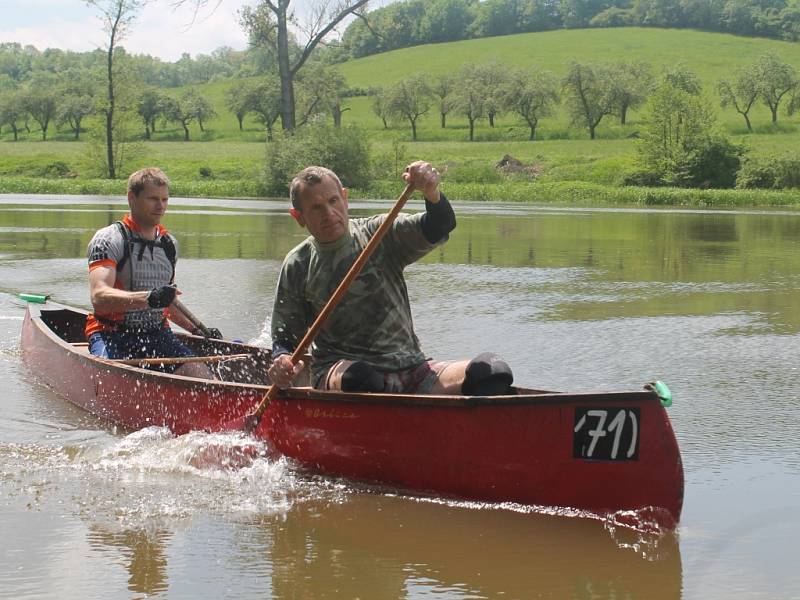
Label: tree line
xmin=0 ymin=75 xmax=222 ymax=143
xmin=2 ymin=51 xmax=798 ymax=146
xmin=337 ymin=0 xmax=800 ymax=60
xmin=0 ymin=42 xmax=259 ymax=89
xmin=368 ymin=53 xmax=799 ymax=141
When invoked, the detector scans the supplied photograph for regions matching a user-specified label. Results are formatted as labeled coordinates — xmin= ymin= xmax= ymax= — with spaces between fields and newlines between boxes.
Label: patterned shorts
xmin=319 ymin=359 xmax=450 ymax=394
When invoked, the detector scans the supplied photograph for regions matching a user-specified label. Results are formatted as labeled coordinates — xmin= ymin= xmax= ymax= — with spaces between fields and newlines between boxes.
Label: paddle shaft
xmin=110 ymin=353 xmax=251 ymax=366
xmin=173 ymin=298 xmax=214 ymax=338
xmin=244 ymin=183 xmax=416 ymax=431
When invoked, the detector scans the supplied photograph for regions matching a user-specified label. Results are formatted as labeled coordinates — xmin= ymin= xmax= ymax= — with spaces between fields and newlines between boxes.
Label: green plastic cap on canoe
xmin=646 ymin=380 xmax=673 ymax=407
xmin=19 ymin=293 xmax=50 ymax=304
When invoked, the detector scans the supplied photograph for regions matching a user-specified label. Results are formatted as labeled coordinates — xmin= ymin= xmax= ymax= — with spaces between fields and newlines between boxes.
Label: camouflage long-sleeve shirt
xmin=271 ymin=206 xmax=451 ymax=385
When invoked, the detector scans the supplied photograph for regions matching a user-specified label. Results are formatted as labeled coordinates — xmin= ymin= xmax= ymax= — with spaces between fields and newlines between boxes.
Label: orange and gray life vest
xmin=85 ymin=216 xmax=178 ymax=337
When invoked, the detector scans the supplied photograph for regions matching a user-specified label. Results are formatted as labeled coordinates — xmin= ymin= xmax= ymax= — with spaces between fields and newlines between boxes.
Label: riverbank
xmin=1 ymin=175 xmax=798 ymax=208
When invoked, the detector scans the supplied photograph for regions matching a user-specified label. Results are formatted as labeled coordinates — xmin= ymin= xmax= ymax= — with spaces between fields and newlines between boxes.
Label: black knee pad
xmin=462 ymin=353 xmax=513 ymax=396
xmin=341 ymin=361 xmax=385 ymax=393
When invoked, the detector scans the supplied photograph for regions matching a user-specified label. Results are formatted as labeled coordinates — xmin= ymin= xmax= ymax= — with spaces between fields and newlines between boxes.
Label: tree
xmin=58 ymin=67 xmax=98 ymax=139
xmin=86 ymin=0 xmax=145 ymax=178
xmin=607 ymin=60 xmax=652 ymax=125
xmin=432 ymin=73 xmax=456 ymax=128
xmin=370 ymin=87 xmax=390 ymax=129
xmin=420 ymin=0 xmax=477 ymax=43
xmin=718 ymin=63 xmax=760 ymax=132
xmin=0 ymin=90 xmax=26 ymax=141
xmin=562 ymin=61 xmax=616 ymax=140
xmin=753 ymin=52 xmax=799 ymax=124
xmin=661 ymin=63 xmax=702 ymax=95
xmin=162 ymin=91 xmax=198 ymax=141
xmin=505 ymin=67 xmax=559 ymax=140
xmin=192 ymin=92 xmax=217 ymax=131
xmin=236 ymin=0 xmax=371 ymax=130
xmin=472 ymin=0 xmax=523 ymax=37
xmin=225 ymin=82 xmax=252 ymax=131
xmin=385 ymin=73 xmax=431 ymax=141
xmin=453 ymin=64 xmax=487 ymax=141
xmin=245 ymin=76 xmax=282 ymax=141
xmin=295 ymin=65 xmax=348 ymax=127
xmin=58 ymin=95 xmax=95 ymax=139
xmin=23 ymin=73 xmax=59 ymax=140
xmin=559 ymin=0 xmax=618 ymax=28
xmin=472 ymin=62 xmax=511 ymax=127
xmin=137 ymin=88 xmax=166 ymax=139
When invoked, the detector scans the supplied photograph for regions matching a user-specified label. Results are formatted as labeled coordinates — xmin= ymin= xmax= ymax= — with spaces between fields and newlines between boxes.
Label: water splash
xmin=249 ymin=318 xmax=272 ymax=347
xmin=1 ymin=427 xmax=343 ymax=529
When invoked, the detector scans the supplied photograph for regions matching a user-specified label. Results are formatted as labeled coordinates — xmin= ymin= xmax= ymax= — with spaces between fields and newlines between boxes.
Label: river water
xmin=1 ymin=194 xmax=799 ymax=599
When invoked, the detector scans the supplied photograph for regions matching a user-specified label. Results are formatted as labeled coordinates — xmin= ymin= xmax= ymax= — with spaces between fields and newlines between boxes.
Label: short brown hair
xmin=289 ymin=166 xmax=343 ymax=210
xmin=127 ymin=167 xmax=170 ymax=196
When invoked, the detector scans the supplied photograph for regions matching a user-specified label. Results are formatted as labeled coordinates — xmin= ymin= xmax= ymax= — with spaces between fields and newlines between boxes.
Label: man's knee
xmin=340 ymin=361 xmax=385 ymax=393
xmin=462 ymin=353 xmax=513 ymax=396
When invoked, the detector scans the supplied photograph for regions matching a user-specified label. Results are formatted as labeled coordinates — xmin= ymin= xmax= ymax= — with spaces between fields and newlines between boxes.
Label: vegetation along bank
xmin=1 ymin=4 xmax=799 ymax=207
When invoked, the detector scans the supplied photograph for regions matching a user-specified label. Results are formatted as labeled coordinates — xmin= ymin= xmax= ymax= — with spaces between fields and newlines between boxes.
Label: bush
xmin=683 ymin=135 xmax=744 ymax=189
xmin=737 ymin=155 xmax=800 ymax=189
xmin=265 ymin=120 xmax=371 ymax=195
xmin=636 ymin=82 xmax=744 ymax=189
xmin=622 ymin=167 xmax=664 ymax=187
xmin=36 ymin=161 xmax=74 ymax=179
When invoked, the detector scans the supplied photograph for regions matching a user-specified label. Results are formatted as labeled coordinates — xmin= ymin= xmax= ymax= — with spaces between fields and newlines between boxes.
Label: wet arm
xmin=89 ymin=265 xmax=149 ymax=313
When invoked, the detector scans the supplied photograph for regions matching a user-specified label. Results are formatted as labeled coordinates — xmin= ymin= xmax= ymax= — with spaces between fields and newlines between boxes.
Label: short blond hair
xmin=127 ymin=167 xmax=170 ymax=196
xmin=289 ymin=166 xmax=343 ymax=210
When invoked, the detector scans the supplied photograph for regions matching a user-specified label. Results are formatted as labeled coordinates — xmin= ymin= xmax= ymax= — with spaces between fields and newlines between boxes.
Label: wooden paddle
xmin=172 ymin=298 xmax=216 ymax=338
xmin=236 ymin=182 xmax=416 ymax=434
xmin=109 ymin=353 xmax=251 ymax=366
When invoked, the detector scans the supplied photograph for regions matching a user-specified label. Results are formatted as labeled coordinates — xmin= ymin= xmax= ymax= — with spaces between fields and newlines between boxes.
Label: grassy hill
xmin=1 ymin=27 xmax=799 ymax=204
xmin=134 ymin=27 xmax=800 ymax=143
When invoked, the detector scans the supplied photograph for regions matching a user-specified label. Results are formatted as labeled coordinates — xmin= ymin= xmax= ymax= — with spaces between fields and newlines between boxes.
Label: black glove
xmin=205 ymin=327 xmax=223 ymax=339
xmin=147 ymin=284 xmax=177 ymax=308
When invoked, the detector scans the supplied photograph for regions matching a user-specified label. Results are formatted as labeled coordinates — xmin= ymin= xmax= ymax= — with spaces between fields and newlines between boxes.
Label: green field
xmin=2 ymin=28 xmax=799 ymax=205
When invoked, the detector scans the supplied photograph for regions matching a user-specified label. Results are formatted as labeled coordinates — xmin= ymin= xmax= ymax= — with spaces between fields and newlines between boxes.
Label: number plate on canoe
xmin=573 ymin=407 xmax=640 ymax=461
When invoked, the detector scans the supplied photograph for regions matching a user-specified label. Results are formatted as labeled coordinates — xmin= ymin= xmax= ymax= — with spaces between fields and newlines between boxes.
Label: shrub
xmin=737 ymin=155 xmax=800 ymax=189
xmin=636 ymin=83 xmax=744 ymax=189
xmin=265 ymin=120 xmax=371 ymax=195
xmin=683 ymin=135 xmax=744 ymax=189
xmin=37 ymin=161 xmax=73 ymax=178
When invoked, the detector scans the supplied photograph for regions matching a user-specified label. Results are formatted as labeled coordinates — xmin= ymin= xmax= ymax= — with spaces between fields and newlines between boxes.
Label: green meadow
xmin=2 ymin=28 xmax=799 ymax=205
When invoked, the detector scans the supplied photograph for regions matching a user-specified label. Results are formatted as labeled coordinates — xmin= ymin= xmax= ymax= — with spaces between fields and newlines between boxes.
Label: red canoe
xmin=21 ymin=301 xmax=684 ymax=526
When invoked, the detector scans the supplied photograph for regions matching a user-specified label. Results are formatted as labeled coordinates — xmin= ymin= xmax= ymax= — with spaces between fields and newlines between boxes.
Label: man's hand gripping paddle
xmin=230 ymin=183 xmax=416 ymax=435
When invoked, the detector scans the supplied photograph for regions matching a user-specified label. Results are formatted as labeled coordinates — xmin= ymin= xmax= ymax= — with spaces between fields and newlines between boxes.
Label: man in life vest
xmin=267 ymin=160 xmax=514 ymax=396
xmin=84 ymin=167 xmax=220 ymax=377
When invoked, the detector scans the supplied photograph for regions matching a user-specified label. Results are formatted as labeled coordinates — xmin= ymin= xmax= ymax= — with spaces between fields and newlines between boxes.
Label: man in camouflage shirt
xmin=268 ymin=161 xmax=513 ymax=396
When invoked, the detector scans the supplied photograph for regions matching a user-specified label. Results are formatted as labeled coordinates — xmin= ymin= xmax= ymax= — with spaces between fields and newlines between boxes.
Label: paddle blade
xmin=216 ymin=413 xmax=262 ymax=434
xmin=217 ymin=415 xmax=248 ymax=432
xmin=187 ymin=440 xmax=261 ymax=470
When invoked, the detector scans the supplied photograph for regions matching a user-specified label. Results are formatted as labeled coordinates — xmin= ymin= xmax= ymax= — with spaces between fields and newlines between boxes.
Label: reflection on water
xmin=87 ymin=525 xmax=170 ymax=597
xmin=3 ymin=196 xmax=800 ymax=598
xmin=2 ymin=425 xmax=680 ymax=599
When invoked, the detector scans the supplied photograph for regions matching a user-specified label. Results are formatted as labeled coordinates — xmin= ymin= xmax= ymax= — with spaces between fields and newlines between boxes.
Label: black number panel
xmin=573 ymin=407 xmax=640 ymax=461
